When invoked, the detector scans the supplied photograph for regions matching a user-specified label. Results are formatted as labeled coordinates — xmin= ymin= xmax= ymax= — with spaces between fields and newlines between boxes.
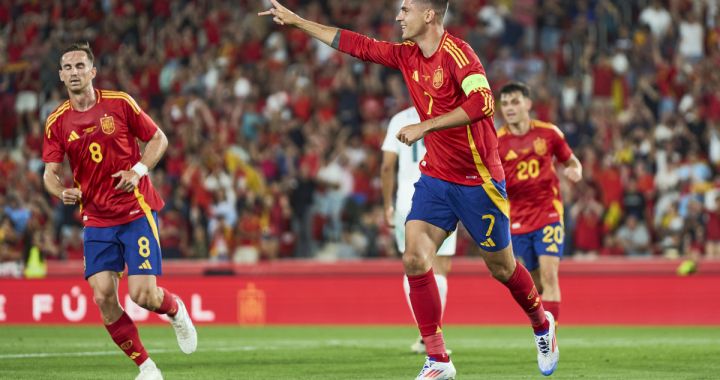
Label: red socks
xmin=407 ymin=269 xmax=449 ymax=362
xmin=105 ymin=312 xmax=149 ymax=366
xmin=543 ymin=301 xmax=560 ymax=322
xmin=503 ymin=261 xmax=549 ymax=333
xmin=154 ymin=287 xmax=179 ymax=317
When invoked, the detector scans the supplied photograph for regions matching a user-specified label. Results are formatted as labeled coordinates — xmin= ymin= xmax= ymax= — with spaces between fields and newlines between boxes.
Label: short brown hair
xmin=414 ymin=0 xmax=449 ymax=19
xmin=60 ymin=41 xmax=94 ymax=67
xmin=499 ymin=81 xmax=531 ymax=98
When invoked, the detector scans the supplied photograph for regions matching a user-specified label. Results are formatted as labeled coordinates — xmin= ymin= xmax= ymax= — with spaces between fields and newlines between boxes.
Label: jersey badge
xmin=101 ymin=115 xmax=115 ymax=135
xmin=533 ymin=137 xmax=547 ymax=156
xmin=432 ymin=67 xmax=443 ymax=89
xmin=504 ymin=150 xmax=518 ymax=161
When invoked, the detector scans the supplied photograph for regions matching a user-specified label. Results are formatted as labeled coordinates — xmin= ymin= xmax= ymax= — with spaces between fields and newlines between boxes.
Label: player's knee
xmin=93 ymin=291 xmax=118 ymax=309
xmin=129 ymin=287 xmax=154 ymax=309
xmin=402 ymin=250 xmax=431 ymax=275
xmin=487 ymin=261 xmax=514 ymax=282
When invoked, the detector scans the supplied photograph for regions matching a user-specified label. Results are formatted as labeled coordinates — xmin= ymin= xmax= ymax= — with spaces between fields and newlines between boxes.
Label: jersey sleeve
xmin=42 ymin=117 xmax=65 ymax=163
xmin=337 ymin=30 xmax=403 ymax=70
xmin=119 ymin=92 xmax=159 ymax=142
xmin=552 ymin=128 xmax=573 ymax=163
xmin=445 ymin=39 xmax=495 ymax=120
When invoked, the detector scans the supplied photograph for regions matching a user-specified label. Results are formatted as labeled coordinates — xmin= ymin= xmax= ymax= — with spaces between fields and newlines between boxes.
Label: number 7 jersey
xmin=42 ymin=89 xmax=164 ymax=227
xmin=497 ymin=120 xmax=573 ymax=234
xmin=338 ymin=30 xmax=503 ymax=186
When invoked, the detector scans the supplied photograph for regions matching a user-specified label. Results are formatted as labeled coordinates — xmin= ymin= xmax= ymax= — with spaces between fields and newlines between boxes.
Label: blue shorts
xmin=511 ymin=221 xmax=564 ymax=271
xmin=83 ymin=211 xmax=163 ymax=279
xmin=407 ymin=174 xmax=511 ymax=252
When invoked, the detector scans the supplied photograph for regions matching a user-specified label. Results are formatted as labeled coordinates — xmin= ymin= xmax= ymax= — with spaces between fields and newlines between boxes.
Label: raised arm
xmin=258 ymin=0 xmax=339 ymax=47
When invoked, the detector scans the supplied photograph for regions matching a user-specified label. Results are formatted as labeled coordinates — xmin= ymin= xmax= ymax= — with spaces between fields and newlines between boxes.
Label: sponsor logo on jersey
xmin=84 ymin=126 xmax=97 ymax=134
xmin=412 ymin=70 xmax=419 ymax=82
xmin=67 ymin=131 xmax=80 ymax=142
xmin=432 ymin=67 xmax=443 ymax=89
xmin=504 ymin=150 xmax=518 ymax=161
xmin=101 ymin=115 xmax=115 ymax=135
xmin=120 ymin=340 xmax=133 ymax=350
xmin=534 ymin=137 xmax=547 ymax=155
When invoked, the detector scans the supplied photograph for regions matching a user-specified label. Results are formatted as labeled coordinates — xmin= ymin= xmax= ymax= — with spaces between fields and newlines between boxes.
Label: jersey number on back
xmin=516 ymin=159 xmax=539 ymax=180
xmin=89 ymin=142 xmax=104 ymax=163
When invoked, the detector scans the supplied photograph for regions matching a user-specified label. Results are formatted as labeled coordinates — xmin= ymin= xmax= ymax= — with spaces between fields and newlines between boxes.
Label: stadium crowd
xmin=2 ymin=0 xmax=720 ymax=273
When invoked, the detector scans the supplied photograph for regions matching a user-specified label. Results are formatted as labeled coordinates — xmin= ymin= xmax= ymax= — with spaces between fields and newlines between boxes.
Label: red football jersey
xmin=42 ymin=89 xmax=164 ymax=227
xmin=339 ymin=30 xmax=503 ymax=186
xmin=497 ymin=120 xmax=573 ymax=234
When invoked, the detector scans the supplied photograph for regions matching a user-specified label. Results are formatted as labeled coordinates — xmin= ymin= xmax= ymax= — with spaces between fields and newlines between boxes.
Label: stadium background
xmin=1 ymin=1 xmax=719 ymax=379
xmin=0 ymin=0 xmax=719 ymax=352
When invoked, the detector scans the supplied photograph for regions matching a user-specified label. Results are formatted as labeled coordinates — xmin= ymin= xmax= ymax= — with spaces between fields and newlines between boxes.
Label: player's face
xmin=59 ymin=51 xmax=96 ymax=94
xmin=396 ymin=0 xmax=428 ymax=40
xmin=499 ymin=92 xmax=532 ymax=125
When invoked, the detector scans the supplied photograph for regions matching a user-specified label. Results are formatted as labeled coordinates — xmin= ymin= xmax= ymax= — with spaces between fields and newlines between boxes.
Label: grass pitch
xmin=0 ymin=325 xmax=718 ymax=379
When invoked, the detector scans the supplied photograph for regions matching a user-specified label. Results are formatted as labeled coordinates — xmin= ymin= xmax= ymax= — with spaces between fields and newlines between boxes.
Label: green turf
xmin=0 ymin=325 xmax=718 ymax=379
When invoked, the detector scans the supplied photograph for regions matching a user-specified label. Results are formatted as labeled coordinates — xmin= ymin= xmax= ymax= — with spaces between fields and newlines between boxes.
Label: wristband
xmin=131 ymin=162 xmax=149 ymax=177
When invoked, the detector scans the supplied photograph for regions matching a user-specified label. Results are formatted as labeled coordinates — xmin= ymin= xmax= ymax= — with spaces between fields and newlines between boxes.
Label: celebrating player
xmin=42 ymin=42 xmax=197 ymax=380
xmin=260 ymin=1 xmax=559 ymax=378
xmin=497 ymin=82 xmax=583 ymax=325
xmin=381 ymin=107 xmax=458 ymax=355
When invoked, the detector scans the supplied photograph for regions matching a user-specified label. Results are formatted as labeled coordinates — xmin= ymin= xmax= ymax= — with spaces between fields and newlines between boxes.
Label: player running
xmin=42 ymin=42 xmax=197 ymax=380
xmin=260 ymin=1 xmax=559 ymax=378
xmin=381 ymin=107 xmax=457 ymax=355
xmin=497 ymin=82 xmax=583 ymax=326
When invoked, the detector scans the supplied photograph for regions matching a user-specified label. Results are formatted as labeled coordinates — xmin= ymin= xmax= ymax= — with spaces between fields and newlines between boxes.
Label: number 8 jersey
xmin=497 ymin=120 xmax=573 ymax=234
xmin=42 ymin=89 xmax=164 ymax=227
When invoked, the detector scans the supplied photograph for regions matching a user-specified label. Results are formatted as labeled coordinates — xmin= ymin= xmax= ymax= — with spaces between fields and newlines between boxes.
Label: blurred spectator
xmin=1 ymin=0 xmax=720 ymax=266
xmin=616 ymin=214 xmax=652 ymax=258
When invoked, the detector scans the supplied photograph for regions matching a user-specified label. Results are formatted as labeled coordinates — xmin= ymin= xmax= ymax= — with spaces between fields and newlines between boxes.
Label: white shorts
xmin=15 ymin=91 xmax=38 ymax=113
xmin=395 ymin=199 xmax=457 ymax=256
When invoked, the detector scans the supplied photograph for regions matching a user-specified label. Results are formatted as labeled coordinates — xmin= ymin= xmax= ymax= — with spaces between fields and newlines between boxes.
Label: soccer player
xmin=497 ymin=82 xmax=583 ymax=325
xmin=260 ymin=1 xmax=559 ymax=378
xmin=381 ymin=107 xmax=457 ymax=355
xmin=42 ymin=42 xmax=197 ymax=380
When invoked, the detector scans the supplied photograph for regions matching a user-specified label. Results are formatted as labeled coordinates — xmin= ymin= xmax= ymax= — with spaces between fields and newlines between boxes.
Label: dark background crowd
xmin=2 ymin=0 xmax=720 ymax=272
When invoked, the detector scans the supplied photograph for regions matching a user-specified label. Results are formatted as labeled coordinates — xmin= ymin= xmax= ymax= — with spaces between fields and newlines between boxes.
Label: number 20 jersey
xmin=42 ymin=89 xmax=164 ymax=228
xmin=497 ymin=120 xmax=573 ymax=234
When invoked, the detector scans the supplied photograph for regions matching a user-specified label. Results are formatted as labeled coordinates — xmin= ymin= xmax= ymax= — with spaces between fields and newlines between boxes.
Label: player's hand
xmin=384 ymin=206 xmax=395 ymax=228
xmin=396 ymin=123 xmax=427 ymax=146
xmin=112 ymin=170 xmax=141 ymax=192
xmin=61 ymin=188 xmax=82 ymax=205
xmin=258 ymin=0 xmax=300 ymax=26
xmin=564 ymin=166 xmax=582 ymax=183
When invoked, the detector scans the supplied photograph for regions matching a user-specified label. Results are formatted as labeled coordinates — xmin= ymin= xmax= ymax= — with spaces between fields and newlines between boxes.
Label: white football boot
xmin=135 ymin=358 xmax=163 ymax=380
xmin=170 ymin=297 xmax=197 ymax=354
xmin=534 ymin=311 xmax=559 ymax=376
xmin=415 ymin=356 xmax=456 ymax=380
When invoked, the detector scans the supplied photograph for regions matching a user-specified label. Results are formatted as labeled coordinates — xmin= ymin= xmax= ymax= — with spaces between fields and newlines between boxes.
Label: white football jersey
xmin=381 ymin=107 xmax=425 ymax=202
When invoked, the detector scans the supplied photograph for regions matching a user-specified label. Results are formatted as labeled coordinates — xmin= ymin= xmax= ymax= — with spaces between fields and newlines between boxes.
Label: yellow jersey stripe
xmin=102 ymin=93 xmax=141 ymax=114
xmin=466 ymin=126 xmax=509 ymax=217
xmin=443 ymin=45 xmax=465 ymax=68
xmin=497 ymin=126 xmax=509 ymax=137
xmin=443 ymin=41 xmax=467 ymax=67
xmin=533 ymin=120 xmax=565 ymax=137
xmin=553 ymin=199 xmax=564 ymax=227
xmin=133 ymin=188 xmax=160 ymax=244
xmin=45 ymin=103 xmax=71 ymax=138
xmin=445 ymin=39 xmax=469 ymax=66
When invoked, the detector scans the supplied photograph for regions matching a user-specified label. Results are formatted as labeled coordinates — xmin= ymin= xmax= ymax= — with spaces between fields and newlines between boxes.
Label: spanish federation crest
xmin=533 ymin=137 xmax=547 ymax=155
xmin=432 ymin=67 xmax=443 ymax=89
xmin=100 ymin=115 xmax=115 ymax=135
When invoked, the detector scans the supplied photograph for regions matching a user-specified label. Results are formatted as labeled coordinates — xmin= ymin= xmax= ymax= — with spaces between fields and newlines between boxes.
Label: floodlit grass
xmin=1 ymin=325 xmax=719 ymax=379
